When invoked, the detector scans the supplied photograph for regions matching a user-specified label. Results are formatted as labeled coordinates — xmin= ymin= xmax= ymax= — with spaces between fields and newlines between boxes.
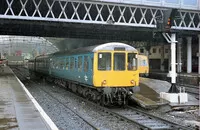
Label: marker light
xmin=130 ymin=80 xmax=134 ymax=84
xmin=102 ymin=80 xmax=107 ymax=85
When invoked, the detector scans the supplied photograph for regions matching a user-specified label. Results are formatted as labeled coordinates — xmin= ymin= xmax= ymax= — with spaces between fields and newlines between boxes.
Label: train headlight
xmin=130 ymin=80 xmax=134 ymax=84
xmin=102 ymin=80 xmax=107 ymax=85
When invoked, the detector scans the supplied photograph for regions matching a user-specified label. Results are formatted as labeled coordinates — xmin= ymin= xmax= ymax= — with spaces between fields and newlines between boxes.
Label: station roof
xmin=0 ymin=35 xmax=59 ymax=58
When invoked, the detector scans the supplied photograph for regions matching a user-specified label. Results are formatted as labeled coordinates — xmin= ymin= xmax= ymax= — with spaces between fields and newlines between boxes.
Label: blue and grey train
xmin=28 ymin=42 xmax=139 ymax=105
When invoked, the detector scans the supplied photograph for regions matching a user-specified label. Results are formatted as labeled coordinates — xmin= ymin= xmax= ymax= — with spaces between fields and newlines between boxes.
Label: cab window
xmin=127 ymin=53 xmax=137 ymax=71
xmin=98 ymin=53 xmax=111 ymax=71
xmin=114 ymin=53 xmax=125 ymax=71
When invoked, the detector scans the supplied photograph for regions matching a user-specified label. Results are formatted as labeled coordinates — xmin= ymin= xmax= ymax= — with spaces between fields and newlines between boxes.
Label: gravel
xmin=29 ymin=80 xmax=139 ymax=130
xmin=13 ymin=67 xmax=200 ymax=130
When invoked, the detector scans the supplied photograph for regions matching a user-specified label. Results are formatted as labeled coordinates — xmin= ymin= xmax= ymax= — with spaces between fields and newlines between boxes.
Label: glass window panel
xmin=98 ymin=53 xmax=111 ymax=71
xmin=128 ymin=53 xmax=137 ymax=71
xmin=78 ymin=56 xmax=82 ymax=72
xmin=84 ymin=56 xmax=89 ymax=72
xmin=114 ymin=53 xmax=125 ymax=71
xmin=146 ymin=0 xmax=160 ymax=2
xmin=165 ymin=0 xmax=179 ymax=4
xmin=91 ymin=57 xmax=93 ymax=71
xmin=75 ymin=57 xmax=77 ymax=69
xmin=66 ymin=58 xmax=69 ymax=70
xmin=60 ymin=59 xmax=64 ymax=70
xmin=70 ymin=57 xmax=74 ymax=70
xmin=183 ymin=0 xmax=197 ymax=5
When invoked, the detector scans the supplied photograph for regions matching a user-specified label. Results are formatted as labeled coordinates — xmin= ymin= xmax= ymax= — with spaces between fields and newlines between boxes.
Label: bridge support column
xmin=160 ymin=44 xmax=165 ymax=71
xmin=198 ymin=35 xmax=200 ymax=74
xmin=187 ymin=37 xmax=192 ymax=73
xmin=177 ymin=38 xmax=182 ymax=73
xmin=170 ymin=34 xmax=177 ymax=84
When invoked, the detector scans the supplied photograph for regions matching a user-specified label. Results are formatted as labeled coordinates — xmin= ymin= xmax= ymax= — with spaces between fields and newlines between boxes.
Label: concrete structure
xmin=0 ymin=66 xmax=58 ymax=130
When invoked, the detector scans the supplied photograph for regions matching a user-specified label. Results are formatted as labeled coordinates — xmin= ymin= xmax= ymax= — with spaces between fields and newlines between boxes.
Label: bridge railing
xmin=0 ymin=0 xmax=199 ymax=31
xmin=93 ymin=0 xmax=200 ymax=10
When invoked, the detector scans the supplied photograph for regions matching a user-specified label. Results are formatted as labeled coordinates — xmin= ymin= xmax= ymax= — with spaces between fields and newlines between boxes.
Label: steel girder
xmin=0 ymin=0 xmax=199 ymax=31
xmin=172 ymin=10 xmax=200 ymax=31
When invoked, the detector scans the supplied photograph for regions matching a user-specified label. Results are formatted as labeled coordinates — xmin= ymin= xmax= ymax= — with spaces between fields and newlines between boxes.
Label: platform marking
xmin=14 ymin=75 xmax=59 ymax=130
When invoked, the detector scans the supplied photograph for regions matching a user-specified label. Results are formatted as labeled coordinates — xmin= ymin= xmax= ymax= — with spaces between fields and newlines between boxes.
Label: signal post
xmin=157 ymin=9 xmax=188 ymax=103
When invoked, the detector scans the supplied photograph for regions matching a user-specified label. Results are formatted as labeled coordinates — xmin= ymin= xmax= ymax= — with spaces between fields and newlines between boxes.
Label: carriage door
xmin=83 ymin=55 xmax=92 ymax=84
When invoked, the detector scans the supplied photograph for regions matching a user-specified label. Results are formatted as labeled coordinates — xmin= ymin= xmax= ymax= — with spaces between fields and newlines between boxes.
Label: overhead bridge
xmin=0 ymin=0 xmax=199 ymax=31
xmin=0 ymin=0 xmax=199 ymax=40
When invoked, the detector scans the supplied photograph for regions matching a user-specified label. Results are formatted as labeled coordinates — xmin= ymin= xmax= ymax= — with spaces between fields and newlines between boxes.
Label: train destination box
xmin=160 ymin=92 xmax=188 ymax=103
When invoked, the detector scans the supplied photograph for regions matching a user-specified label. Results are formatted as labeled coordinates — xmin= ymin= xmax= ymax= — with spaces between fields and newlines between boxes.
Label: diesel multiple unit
xmin=28 ymin=42 xmax=139 ymax=106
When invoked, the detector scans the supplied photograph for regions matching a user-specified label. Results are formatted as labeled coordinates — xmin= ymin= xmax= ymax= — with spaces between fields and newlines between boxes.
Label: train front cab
xmin=93 ymin=51 xmax=139 ymax=88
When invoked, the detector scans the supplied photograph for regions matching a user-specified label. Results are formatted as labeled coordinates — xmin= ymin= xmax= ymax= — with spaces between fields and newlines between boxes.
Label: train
xmin=28 ymin=42 xmax=140 ymax=106
xmin=138 ymin=55 xmax=149 ymax=77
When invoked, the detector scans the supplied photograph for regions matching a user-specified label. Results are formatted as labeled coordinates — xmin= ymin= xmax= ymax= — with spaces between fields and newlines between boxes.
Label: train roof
xmin=52 ymin=42 xmax=137 ymax=56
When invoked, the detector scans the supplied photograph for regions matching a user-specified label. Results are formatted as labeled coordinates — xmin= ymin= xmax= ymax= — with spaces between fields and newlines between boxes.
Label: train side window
xmin=70 ymin=57 xmax=74 ymax=70
xmin=127 ymin=53 xmax=137 ymax=71
xmin=66 ymin=58 xmax=69 ymax=70
xmin=84 ymin=56 xmax=89 ymax=72
xmin=78 ymin=56 xmax=82 ymax=72
xmin=114 ymin=53 xmax=125 ymax=71
xmin=60 ymin=58 xmax=64 ymax=70
xmin=75 ymin=57 xmax=77 ymax=69
xmin=55 ymin=59 xmax=59 ymax=69
xmin=98 ymin=53 xmax=111 ymax=71
xmin=52 ymin=59 xmax=56 ymax=69
xmin=142 ymin=60 xmax=146 ymax=66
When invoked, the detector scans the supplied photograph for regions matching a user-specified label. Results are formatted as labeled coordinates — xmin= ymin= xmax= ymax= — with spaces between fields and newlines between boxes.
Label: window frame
xmin=113 ymin=52 xmax=126 ymax=71
xmin=97 ymin=52 xmax=111 ymax=71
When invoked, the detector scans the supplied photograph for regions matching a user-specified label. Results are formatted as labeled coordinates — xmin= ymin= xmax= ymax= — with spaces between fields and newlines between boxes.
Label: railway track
xmin=46 ymin=84 xmax=191 ymax=130
xmin=111 ymin=106 xmax=191 ymax=130
xmin=13 ymin=67 xmax=193 ymax=130
xmin=11 ymin=67 xmax=98 ymax=130
xmin=63 ymin=89 xmax=191 ymax=130
xmin=42 ymin=84 xmax=190 ymax=130
xmin=37 ymin=85 xmax=98 ymax=130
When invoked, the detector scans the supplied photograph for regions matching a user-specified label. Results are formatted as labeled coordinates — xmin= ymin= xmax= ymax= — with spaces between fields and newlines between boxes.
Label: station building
xmin=135 ymin=36 xmax=200 ymax=74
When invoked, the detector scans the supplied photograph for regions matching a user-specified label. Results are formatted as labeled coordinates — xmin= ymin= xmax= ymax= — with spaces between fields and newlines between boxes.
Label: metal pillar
xmin=160 ymin=44 xmax=165 ymax=71
xmin=170 ymin=34 xmax=177 ymax=84
xmin=168 ymin=47 xmax=171 ymax=71
xmin=198 ymin=35 xmax=200 ymax=74
xmin=187 ymin=37 xmax=192 ymax=73
xmin=162 ymin=33 xmax=178 ymax=93
xmin=177 ymin=38 xmax=182 ymax=73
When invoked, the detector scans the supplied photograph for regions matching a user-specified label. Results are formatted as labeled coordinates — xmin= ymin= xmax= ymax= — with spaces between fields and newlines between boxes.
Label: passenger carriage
xmin=29 ymin=42 xmax=139 ymax=106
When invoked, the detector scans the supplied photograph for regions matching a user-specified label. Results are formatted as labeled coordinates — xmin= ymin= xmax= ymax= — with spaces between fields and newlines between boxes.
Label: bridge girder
xmin=0 ymin=0 xmax=198 ymax=42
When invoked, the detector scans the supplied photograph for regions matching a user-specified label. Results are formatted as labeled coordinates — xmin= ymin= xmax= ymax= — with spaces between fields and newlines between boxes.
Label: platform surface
xmin=139 ymin=77 xmax=199 ymax=107
xmin=0 ymin=66 xmax=53 ymax=130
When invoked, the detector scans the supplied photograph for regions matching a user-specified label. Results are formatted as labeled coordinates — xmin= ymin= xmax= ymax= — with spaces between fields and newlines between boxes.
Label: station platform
xmin=149 ymin=71 xmax=199 ymax=86
xmin=139 ymin=77 xmax=199 ymax=108
xmin=0 ymin=66 xmax=58 ymax=130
